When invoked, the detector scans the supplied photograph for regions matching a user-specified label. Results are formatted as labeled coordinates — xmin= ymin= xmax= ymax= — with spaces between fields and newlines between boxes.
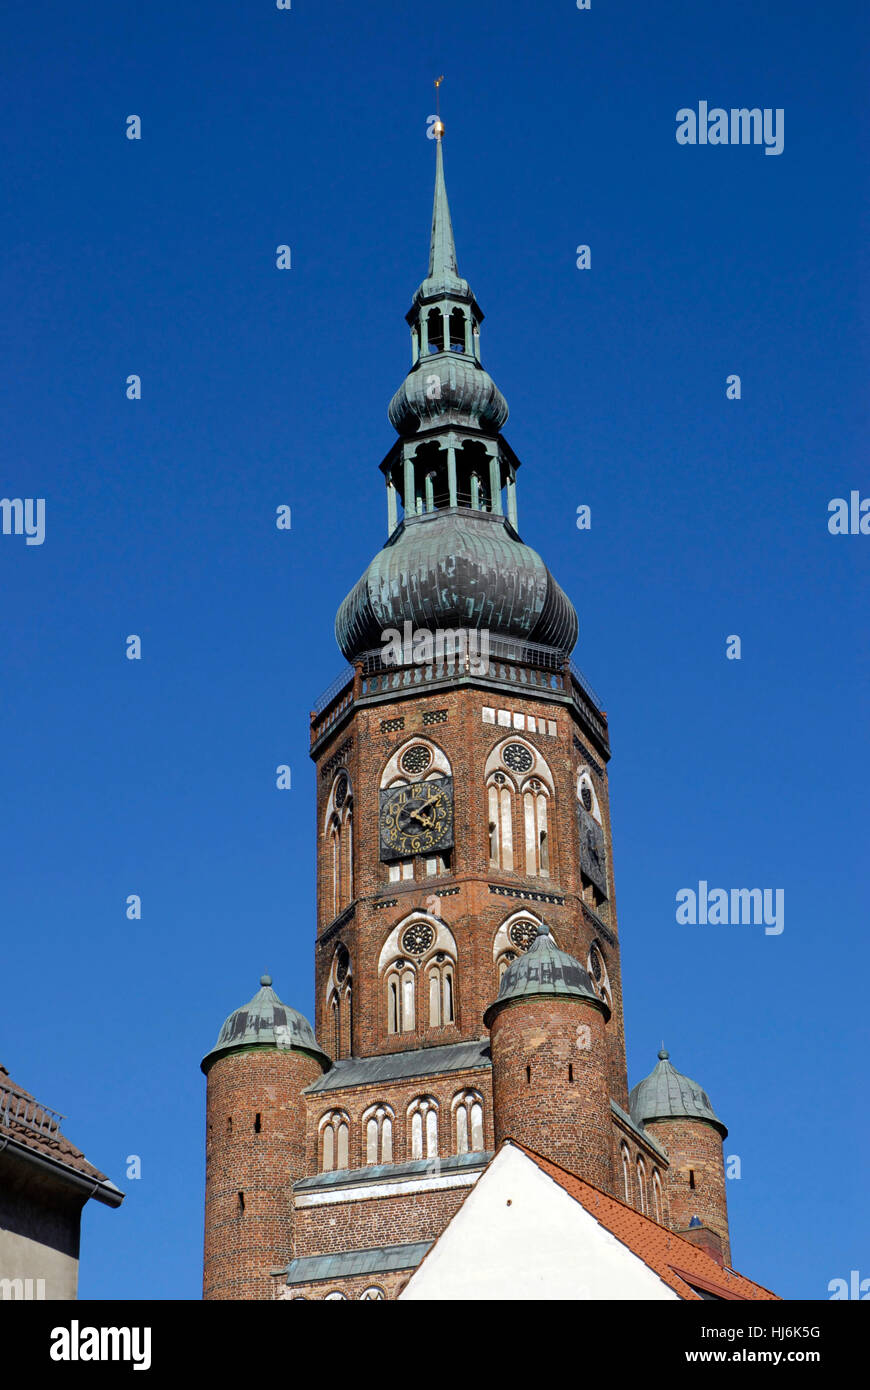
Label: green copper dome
xmin=201 ymin=975 xmax=330 ymax=1074
xmin=334 ymin=130 xmax=579 ymax=665
xmin=629 ymin=1050 xmax=727 ymax=1138
xmin=336 ymin=509 xmax=577 ymax=660
xmin=388 ymin=354 xmax=508 ymax=437
xmin=483 ymin=925 xmax=607 ymax=1026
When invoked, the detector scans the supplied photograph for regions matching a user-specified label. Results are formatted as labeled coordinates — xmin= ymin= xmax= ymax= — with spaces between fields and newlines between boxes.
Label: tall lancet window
xmin=408 ymin=1097 xmax=439 ymax=1161
xmin=320 ymin=1111 xmax=350 ymax=1172
xmin=452 ymin=1090 xmax=485 ymax=1154
xmin=324 ymin=771 xmax=353 ymax=921
xmin=325 ymin=944 xmax=352 ymax=1059
xmin=362 ymin=1104 xmax=394 ymax=1166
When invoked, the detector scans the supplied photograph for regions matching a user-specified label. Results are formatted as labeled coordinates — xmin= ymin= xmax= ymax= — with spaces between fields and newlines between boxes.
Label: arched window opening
xmin=453 ymin=1090 xmax=485 ymax=1154
xmin=652 ymin=1169 xmax=663 ymax=1224
xmin=386 ymin=960 xmax=416 ymax=1034
xmin=636 ymin=1158 xmax=647 ymax=1214
xmin=448 ymin=308 xmax=466 ymax=352
xmin=427 ymin=309 xmax=444 ymax=353
xmin=408 ymin=1097 xmax=439 ymax=1160
xmin=523 ymin=780 xmax=550 ymax=878
xmin=621 ymin=1145 xmax=631 ymax=1203
xmin=320 ymin=1111 xmax=350 ymax=1173
xmin=363 ymin=1105 xmax=394 ymax=1166
xmin=428 ymin=953 xmax=455 ymax=1027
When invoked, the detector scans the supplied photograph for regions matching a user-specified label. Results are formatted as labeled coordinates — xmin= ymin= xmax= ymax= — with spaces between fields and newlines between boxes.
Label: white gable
xmin=399 ymin=1144 xmax=679 ymax=1301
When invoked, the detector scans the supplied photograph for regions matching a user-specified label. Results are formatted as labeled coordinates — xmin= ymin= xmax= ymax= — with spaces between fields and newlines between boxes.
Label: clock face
xmin=379 ymin=776 xmax=453 ymax=862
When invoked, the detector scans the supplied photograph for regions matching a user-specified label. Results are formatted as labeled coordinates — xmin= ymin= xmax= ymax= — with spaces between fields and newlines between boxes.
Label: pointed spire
xmin=428 ymin=134 xmax=459 ymax=281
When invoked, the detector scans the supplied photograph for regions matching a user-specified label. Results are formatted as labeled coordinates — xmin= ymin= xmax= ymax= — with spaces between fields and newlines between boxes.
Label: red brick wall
xmin=303 ymin=1068 xmax=494 ymax=1175
xmin=311 ymin=684 xmax=629 ymax=1110
xmin=203 ymin=1048 xmax=324 ymax=1300
xmin=489 ymin=995 xmax=613 ymax=1191
xmin=293 ymin=1185 xmax=472 ymax=1258
xmin=643 ymin=1117 xmax=731 ymax=1265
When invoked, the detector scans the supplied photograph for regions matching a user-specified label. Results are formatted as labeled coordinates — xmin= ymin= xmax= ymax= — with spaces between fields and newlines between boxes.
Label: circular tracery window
xmin=509 ymin=920 xmax=538 ymax=951
xmin=400 ymin=745 xmax=432 ymax=776
xmin=589 ymin=946 xmax=604 ymax=982
xmin=401 ymin=923 xmax=435 ymax=956
xmin=334 ymin=773 xmax=348 ymax=807
xmin=580 ymin=783 xmax=593 ymax=812
xmin=503 ymin=743 xmax=534 ymax=774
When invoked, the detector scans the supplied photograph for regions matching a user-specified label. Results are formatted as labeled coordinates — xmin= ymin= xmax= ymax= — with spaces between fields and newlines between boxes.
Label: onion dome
xmin=483 ymin=925 xmax=608 ymax=1027
xmin=201 ymin=975 xmax=330 ymax=1074
xmin=389 ymin=354 xmax=508 ymax=437
xmin=336 ymin=509 xmax=577 ymax=660
xmin=629 ymin=1050 xmax=727 ymax=1138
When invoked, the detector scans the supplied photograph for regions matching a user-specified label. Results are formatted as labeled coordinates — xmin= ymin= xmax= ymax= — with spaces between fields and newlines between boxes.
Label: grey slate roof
xmin=307 ymin=1039 xmax=491 ymax=1093
xmin=280 ymin=1242 xmax=432 ymax=1285
xmin=629 ymin=1050 xmax=727 ymax=1138
xmin=483 ymin=924 xmax=604 ymax=1024
xmin=201 ymin=975 xmax=330 ymax=1074
xmin=294 ymin=1150 xmax=492 ymax=1193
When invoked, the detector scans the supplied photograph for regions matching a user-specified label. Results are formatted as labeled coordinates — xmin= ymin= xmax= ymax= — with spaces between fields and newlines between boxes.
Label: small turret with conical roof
xmin=631 ymin=1049 xmax=731 ymax=1264
xmin=202 ymin=976 xmax=330 ymax=1300
xmin=485 ymin=926 xmax=613 ymax=1189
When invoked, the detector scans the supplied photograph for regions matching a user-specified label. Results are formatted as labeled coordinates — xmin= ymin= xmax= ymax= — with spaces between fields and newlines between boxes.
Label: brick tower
xmin=201 ymin=976 xmax=329 ymax=1299
xmin=200 ymin=125 xmax=735 ymax=1299
xmin=629 ymin=1049 xmax=731 ymax=1265
xmin=484 ymin=924 xmax=612 ymax=1189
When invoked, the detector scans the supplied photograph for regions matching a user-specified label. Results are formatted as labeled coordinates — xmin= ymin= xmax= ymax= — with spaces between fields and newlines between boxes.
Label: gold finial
xmin=433 ymin=75 xmax=445 ymax=139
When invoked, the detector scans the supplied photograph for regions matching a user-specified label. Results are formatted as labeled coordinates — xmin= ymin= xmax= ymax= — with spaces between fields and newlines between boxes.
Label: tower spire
xmin=428 ymin=123 xmax=458 ymax=281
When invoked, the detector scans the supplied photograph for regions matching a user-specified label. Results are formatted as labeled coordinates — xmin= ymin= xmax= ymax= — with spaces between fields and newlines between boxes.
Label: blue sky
xmin=1 ymin=0 xmax=866 ymax=1299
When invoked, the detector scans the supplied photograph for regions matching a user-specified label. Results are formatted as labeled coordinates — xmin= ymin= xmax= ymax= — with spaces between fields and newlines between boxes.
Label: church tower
xmin=316 ymin=129 xmax=629 ymax=1107
xmin=201 ymin=125 xmax=736 ymax=1300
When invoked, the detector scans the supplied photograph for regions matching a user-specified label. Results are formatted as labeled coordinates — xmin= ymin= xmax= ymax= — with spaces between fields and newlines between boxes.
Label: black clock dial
xmin=379 ymin=777 xmax=453 ymax=862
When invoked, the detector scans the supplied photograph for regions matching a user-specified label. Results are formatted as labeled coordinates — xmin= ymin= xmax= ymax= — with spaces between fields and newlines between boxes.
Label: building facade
xmin=0 ymin=1063 xmax=123 ymax=1300
xmin=201 ymin=132 xmax=737 ymax=1300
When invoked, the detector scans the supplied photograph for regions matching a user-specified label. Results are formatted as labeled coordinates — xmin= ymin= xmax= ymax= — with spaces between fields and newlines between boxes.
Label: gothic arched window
xmin=408 ymin=1097 xmax=439 ymax=1160
xmin=492 ymin=912 xmax=548 ymax=984
xmin=380 ymin=915 xmax=458 ymax=1037
xmin=362 ymin=1104 xmax=394 ymax=1166
xmin=485 ymin=741 xmax=555 ymax=879
xmin=427 ymin=953 xmax=455 ymax=1027
xmin=320 ymin=1111 xmax=350 ymax=1172
xmin=652 ymin=1168 xmax=664 ymax=1224
xmin=386 ymin=959 xmax=416 ymax=1034
xmin=621 ymin=1144 xmax=631 ymax=1203
xmin=324 ymin=772 xmax=353 ymax=920
xmin=325 ymin=944 xmax=352 ymax=1058
xmin=452 ymin=1090 xmax=485 ymax=1154
xmin=636 ymin=1157 xmax=647 ymax=1215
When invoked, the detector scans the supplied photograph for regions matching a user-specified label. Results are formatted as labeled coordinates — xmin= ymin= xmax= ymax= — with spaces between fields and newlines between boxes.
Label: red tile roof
xmin=0 ymin=1065 xmax=109 ymax=1186
xmin=515 ymin=1142 xmax=779 ymax=1301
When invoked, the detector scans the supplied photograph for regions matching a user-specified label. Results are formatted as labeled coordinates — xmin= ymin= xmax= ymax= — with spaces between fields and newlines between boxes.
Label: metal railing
xmin=0 ymin=1082 xmax=64 ymax=1138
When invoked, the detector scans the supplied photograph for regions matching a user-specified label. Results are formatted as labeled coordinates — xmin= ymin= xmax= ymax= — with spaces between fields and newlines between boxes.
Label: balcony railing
xmin=311 ymin=637 xmax=608 ymax=752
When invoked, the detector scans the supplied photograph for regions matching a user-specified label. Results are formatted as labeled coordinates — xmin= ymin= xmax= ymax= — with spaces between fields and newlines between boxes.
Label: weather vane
xmin=433 ymin=75 xmax=445 ymax=139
